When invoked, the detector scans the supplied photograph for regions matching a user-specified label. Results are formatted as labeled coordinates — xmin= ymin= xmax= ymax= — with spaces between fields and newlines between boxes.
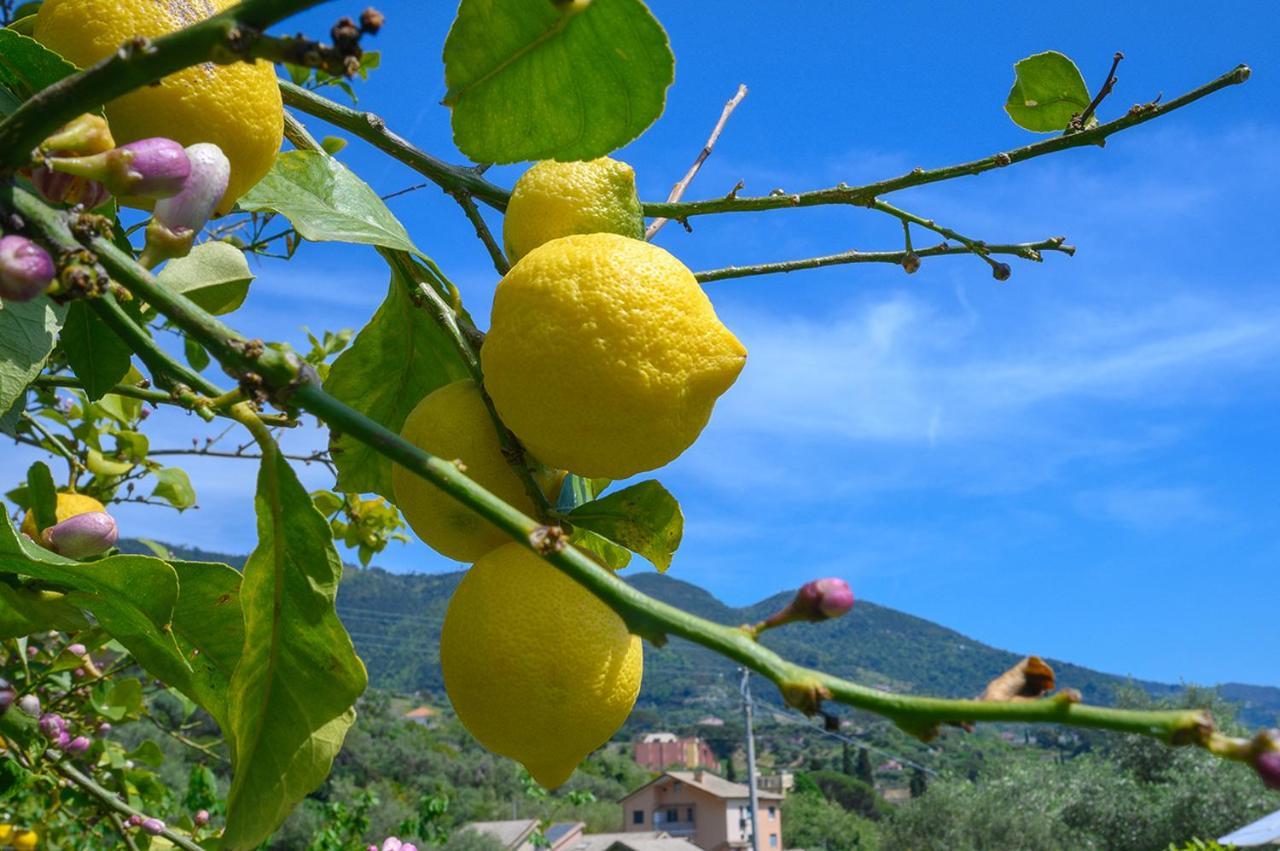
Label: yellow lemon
xmin=441 ymin=543 xmax=642 ymax=788
xmin=13 ymin=828 xmax=38 ymax=851
xmin=481 ymin=233 xmax=746 ymax=479
xmin=20 ymin=492 xmax=107 ymax=541
xmin=503 ymin=157 xmax=644 ymax=263
xmin=393 ymin=380 xmax=562 ymax=562
xmin=34 ymin=0 xmax=283 ymax=212
xmin=0 ymin=825 xmax=13 ymax=842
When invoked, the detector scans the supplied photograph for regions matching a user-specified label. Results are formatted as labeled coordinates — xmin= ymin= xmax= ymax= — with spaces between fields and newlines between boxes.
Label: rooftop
xmin=623 ymin=770 xmax=785 ymax=802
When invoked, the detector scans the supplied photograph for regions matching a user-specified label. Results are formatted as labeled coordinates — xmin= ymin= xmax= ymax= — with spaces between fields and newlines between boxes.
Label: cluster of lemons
xmin=396 ymin=158 xmax=746 ymax=787
xmin=30 ymin=0 xmax=748 ymax=791
xmin=0 ymin=825 xmax=38 ymax=851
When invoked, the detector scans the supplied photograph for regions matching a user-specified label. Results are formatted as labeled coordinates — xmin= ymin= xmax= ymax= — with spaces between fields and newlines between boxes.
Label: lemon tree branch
xmin=6 ymin=185 xmax=1267 ymax=769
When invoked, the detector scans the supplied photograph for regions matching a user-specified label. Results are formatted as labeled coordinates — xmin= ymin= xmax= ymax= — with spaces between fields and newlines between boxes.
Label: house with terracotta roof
xmin=634 ymin=732 xmax=718 ymax=772
xmin=620 ymin=770 xmax=784 ymax=851
xmin=461 ymin=822 xmax=703 ymax=851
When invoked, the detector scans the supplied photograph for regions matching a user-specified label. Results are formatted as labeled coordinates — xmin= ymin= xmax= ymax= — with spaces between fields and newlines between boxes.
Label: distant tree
xmin=841 ymin=742 xmax=853 ymax=776
xmin=782 ymin=789 xmax=880 ymax=851
xmin=725 ymin=756 xmax=737 ymax=782
xmin=807 ymin=770 xmax=882 ymax=820
xmin=855 ymin=748 xmax=874 ymax=786
xmin=908 ymin=768 xmax=927 ymax=799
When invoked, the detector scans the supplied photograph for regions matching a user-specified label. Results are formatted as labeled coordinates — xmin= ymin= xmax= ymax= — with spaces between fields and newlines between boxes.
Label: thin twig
xmin=870 ymin=199 xmax=1007 ymax=276
xmin=450 ymin=190 xmax=510 ymax=274
xmin=19 ymin=412 xmax=83 ymax=484
xmin=694 ymin=238 xmax=1074 ymax=283
xmin=646 ymin=84 xmax=748 ymax=240
xmin=1075 ymin=52 xmax=1125 ymax=131
xmin=51 ymin=757 xmax=205 ymax=851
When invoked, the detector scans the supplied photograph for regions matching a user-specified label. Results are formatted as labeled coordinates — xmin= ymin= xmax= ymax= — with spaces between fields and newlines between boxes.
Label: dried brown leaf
xmin=981 ymin=655 xmax=1056 ymax=702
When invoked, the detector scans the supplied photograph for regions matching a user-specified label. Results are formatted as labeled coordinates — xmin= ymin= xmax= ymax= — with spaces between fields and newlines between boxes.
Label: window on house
xmin=667 ymin=809 xmax=678 ymax=823
xmin=769 ymin=835 xmax=778 ymax=848
xmin=686 ymin=808 xmax=694 ymax=823
xmin=768 ymin=807 xmax=777 ymax=819
xmin=633 ymin=811 xmax=644 ymax=825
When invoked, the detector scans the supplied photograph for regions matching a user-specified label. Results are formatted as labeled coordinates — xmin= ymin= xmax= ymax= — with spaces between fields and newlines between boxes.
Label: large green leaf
xmin=0 ymin=296 xmax=65 ymax=417
xmin=239 ymin=150 xmax=420 ymax=255
xmin=168 ymin=560 xmax=244 ymax=727
xmin=151 ymin=467 xmax=196 ymax=510
xmin=222 ymin=448 xmax=367 ymax=849
xmin=0 ymin=513 xmax=214 ymax=713
xmin=60 ymin=301 xmax=132 ymax=401
xmin=324 ymin=252 xmax=470 ymax=499
xmin=0 ymin=29 xmax=76 ymax=117
xmin=566 ymin=479 xmax=683 ymax=572
xmin=1005 ymin=51 xmax=1091 ymax=133
xmin=443 ymin=0 xmax=674 ymax=163
xmin=0 ymin=584 xmax=90 ymax=639
xmin=156 ymin=241 xmax=255 ymax=316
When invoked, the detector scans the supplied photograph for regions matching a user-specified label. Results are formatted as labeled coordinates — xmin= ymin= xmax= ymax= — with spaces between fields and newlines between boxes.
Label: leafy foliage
xmin=443 ymin=0 xmax=674 ymax=163
xmin=1005 ymin=51 xmax=1092 ymax=132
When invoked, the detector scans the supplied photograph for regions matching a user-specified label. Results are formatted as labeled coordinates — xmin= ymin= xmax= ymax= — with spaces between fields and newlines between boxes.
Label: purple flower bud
xmin=42 ymin=512 xmax=118 ymax=559
xmin=153 ymin=143 xmax=229 ymax=234
xmin=402 ymin=845 xmax=418 ymax=851
xmin=96 ymin=721 xmax=112 ymax=738
xmin=38 ymin=713 xmax=65 ymax=738
xmin=382 ymin=839 xmax=404 ymax=851
xmin=47 ymin=138 xmax=191 ymax=201
xmin=992 ymin=262 xmax=1012 ymax=282
xmin=67 ymin=643 xmax=87 ymax=657
xmin=367 ymin=846 xmax=379 ymax=851
xmin=141 ymin=818 xmax=165 ymax=836
xmin=26 ymin=164 xmax=111 ymax=209
xmin=127 ymin=814 xmax=143 ymax=827
xmin=194 ymin=809 xmax=210 ymax=827
xmin=16 ymin=694 xmax=40 ymax=717
xmin=74 ymin=667 xmax=86 ymax=678
xmin=0 ymin=685 xmax=14 ymax=711
xmin=54 ymin=730 xmax=71 ymax=749
xmin=0 ymin=235 xmax=55 ymax=303
xmin=25 ymin=646 xmax=38 ymax=659
xmin=1256 ymin=749 xmax=1280 ymax=790
xmin=66 ymin=735 xmax=91 ymax=755
xmin=795 ymin=577 xmax=856 ymax=620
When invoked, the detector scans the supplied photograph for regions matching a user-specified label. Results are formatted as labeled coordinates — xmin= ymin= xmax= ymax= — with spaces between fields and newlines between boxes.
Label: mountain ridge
xmin=114 ymin=539 xmax=1280 ymax=728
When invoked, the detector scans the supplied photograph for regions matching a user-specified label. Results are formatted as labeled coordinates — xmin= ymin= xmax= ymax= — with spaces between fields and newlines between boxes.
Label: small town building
xmin=634 ymin=733 xmax=718 ymax=771
xmin=463 ymin=823 xmax=704 ymax=851
xmin=620 ymin=770 xmax=784 ymax=851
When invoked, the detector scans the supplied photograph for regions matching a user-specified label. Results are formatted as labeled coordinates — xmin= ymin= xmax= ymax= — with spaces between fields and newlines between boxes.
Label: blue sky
xmin=12 ymin=2 xmax=1280 ymax=689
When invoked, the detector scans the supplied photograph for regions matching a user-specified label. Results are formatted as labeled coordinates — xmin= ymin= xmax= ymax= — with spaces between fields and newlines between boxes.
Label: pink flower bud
xmin=25 ymin=646 xmax=38 ymax=659
xmin=402 ymin=845 xmax=418 ymax=851
xmin=154 ymin=143 xmax=229 ymax=233
xmin=47 ymin=138 xmax=191 ymax=201
xmin=382 ymin=839 xmax=404 ymax=851
xmin=0 ymin=684 xmax=14 ymax=711
xmin=96 ymin=722 xmax=112 ymax=738
xmin=794 ymin=578 xmax=856 ymax=620
xmin=368 ymin=846 xmax=379 ymax=851
xmin=141 ymin=818 xmax=165 ymax=836
xmin=992 ymin=262 xmax=1012 ymax=282
xmin=66 ymin=735 xmax=91 ymax=755
xmin=16 ymin=694 xmax=40 ymax=717
xmin=1257 ymin=749 xmax=1280 ymax=790
xmin=67 ymin=643 xmax=87 ymax=657
xmin=38 ymin=713 xmax=64 ymax=738
xmin=127 ymin=814 xmax=143 ymax=827
xmin=74 ymin=667 xmax=86 ymax=678
xmin=25 ymin=164 xmax=111 ymax=209
xmin=194 ymin=809 xmax=210 ymax=827
xmin=54 ymin=730 xmax=71 ymax=749
xmin=0 ymin=235 xmax=55 ymax=302
xmin=42 ymin=511 xmax=118 ymax=559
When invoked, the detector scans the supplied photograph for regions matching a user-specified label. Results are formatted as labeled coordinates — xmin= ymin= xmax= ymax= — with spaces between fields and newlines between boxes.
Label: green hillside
xmin=115 ymin=540 xmax=1280 ymax=728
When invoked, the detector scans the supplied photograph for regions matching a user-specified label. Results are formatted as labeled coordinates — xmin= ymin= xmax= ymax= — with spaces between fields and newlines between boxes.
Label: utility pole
xmin=740 ymin=669 xmax=761 ymax=851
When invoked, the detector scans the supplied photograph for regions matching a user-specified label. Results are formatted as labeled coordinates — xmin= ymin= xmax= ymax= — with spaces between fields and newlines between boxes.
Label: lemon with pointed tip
xmin=34 ymin=0 xmax=283 ymax=213
xmin=503 ymin=157 xmax=644 ymax=263
xmin=441 ymin=542 xmax=642 ymax=788
xmin=393 ymin=380 xmax=562 ymax=562
xmin=481 ymin=233 xmax=746 ymax=479
xmin=20 ymin=492 xmax=106 ymax=542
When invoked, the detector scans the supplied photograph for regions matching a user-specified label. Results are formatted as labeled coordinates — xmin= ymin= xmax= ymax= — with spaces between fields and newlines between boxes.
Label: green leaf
xmin=324 ymin=253 xmax=470 ymax=499
xmin=239 ymin=150 xmax=421 ymax=256
xmin=60 ymin=301 xmax=132 ymax=401
xmin=132 ymin=538 xmax=171 ymax=560
xmin=0 ymin=584 xmax=90 ymax=640
xmin=151 ymin=467 xmax=196 ymax=510
xmin=0 ymin=513 xmax=218 ymax=716
xmin=0 ymin=296 xmax=66 ymax=419
xmin=1005 ymin=51 xmax=1091 ymax=133
xmin=168 ymin=560 xmax=243 ymax=729
xmin=91 ymin=678 xmax=144 ymax=722
xmin=566 ymin=479 xmax=683 ymax=572
xmin=184 ymin=335 xmax=211 ymax=371
xmin=222 ymin=447 xmax=366 ymax=848
xmin=25 ymin=461 xmax=56 ymax=533
xmin=125 ymin=739 xmax=166 ymax=768
xmin=443 ymin=0 xmax=674 ymax=163
xmin=569 ymin=526 xmax=631 ymax=570
xmin=156 ymin=241 xmax=255 ymax=316
xmin=0 ymin=29 xmax=76 ymax=117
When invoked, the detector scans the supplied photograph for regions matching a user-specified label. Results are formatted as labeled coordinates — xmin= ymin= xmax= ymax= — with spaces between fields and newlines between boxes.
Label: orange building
xmin=634 ymin=733 xmax=718 ymax=771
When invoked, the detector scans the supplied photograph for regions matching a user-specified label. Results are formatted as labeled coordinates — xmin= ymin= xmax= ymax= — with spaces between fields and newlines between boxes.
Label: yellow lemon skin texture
xmin=441 ymin=543 xmax=642 ymax=788
xmin=20 ymin=492 xmax=107 ymax=541
xmin=481 ymin=233 xmax=746 ymax=479
xmin=503 ymin=158 xmax=644 ymax=263
xmin=393 ymin=380 xmax=561 ymax=563
xmin=13 ymin=828 xmax=38 ymax=851
xmin=34 ymin=0 xmax=283 ymax=212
